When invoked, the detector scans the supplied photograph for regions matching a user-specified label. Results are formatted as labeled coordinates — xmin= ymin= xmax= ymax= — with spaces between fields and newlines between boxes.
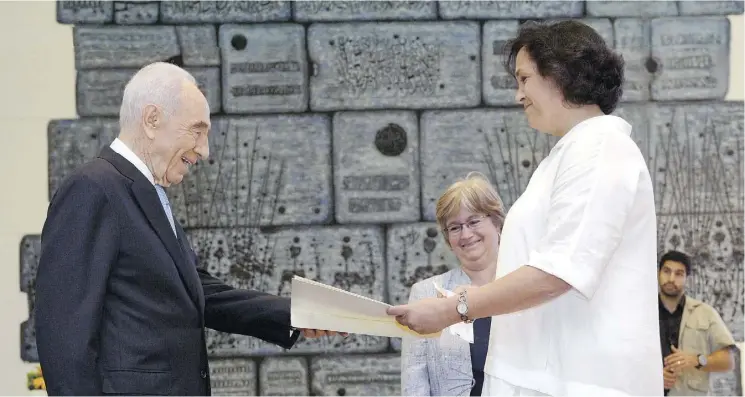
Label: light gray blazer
xmin=401 ymin=268 xmax=476 ymax=396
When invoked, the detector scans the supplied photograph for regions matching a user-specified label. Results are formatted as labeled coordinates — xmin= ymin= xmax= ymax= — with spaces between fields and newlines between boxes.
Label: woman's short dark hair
xmin=503 ymin=20 xmax=625 ymax=115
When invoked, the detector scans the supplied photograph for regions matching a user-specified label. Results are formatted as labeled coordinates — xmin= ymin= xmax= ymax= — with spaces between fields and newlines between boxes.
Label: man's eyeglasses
xmin=444 ymin=215 xmax=489 ymax=236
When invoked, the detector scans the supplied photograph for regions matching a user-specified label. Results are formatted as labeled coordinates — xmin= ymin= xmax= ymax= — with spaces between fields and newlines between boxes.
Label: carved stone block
xmin=614 ymin=18 xmax=653 ymax=102
xmin=161 ymin=1 xmax=291 ymax=23
xmin=386 ymin=223 xmax=459 ymax=351
xmin=586 ymin=1 xmax=678 ymax=17
xmin=47 ymin=118 xmax=119 ymax=199
xmin=57 ymin=1 xmax=113 ymax=24
xmin=219 ymin=24 xmax=308 ymax=114
xmin=209 ymin=358 xmax=257 ymax=396
xmin=308 ymin=22 xmax=480 ymax=111
xmin=651 ymin=17 xmax=731 ymax=100
xmin=74 ymin=26 xmax=180 ymax=69
xmin=438 ymin=1 xmax=583 ymax=19
xmin=420 ymin=109 xmax=557 ymax=220
xmin=293 ymin=1 xmax=437 ymax=21
xmin=310 ymin=354 xmax=401 ymax=396
xmin=188 ymin=225 xmax=388 ymax=356
xmin=678 ymin=1 xmax=745 ymax=16
xmin=333 ymin=111 xmax=420 ymax=223
xmin=76 ymin=67 xmax=221 ymax=116
xmin=177 ymin=25 xmax=221 ymax=67
xmin=482 ymin=20 xmax=519 ymax=106
xmin=114 ymin=1 xmax=159 ymax=24
xmin=259 ymin=357 xmax=309 ymax=395
xmin=168 ymin=115 xmax=332 ymax=228
xmin=20 ymin=235 xmax=40 ymax=362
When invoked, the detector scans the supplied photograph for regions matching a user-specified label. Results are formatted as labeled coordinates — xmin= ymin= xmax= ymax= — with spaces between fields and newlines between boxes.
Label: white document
xmin=290 ymin=276 xmax=441 ymax=339
xmin=433 ymin=281 xmax=474 ymax=344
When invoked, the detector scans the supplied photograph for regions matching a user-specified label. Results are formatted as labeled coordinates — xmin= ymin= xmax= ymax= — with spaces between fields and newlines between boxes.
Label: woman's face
xmin=445 ymin=205 xmax=501 ymax=271
xmin=513 ymin=47 xmax=566 ymax=136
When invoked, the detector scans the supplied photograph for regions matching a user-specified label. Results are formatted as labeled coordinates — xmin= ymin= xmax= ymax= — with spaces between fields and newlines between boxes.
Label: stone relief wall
xmin=20 ymin=1 xmax=745 ymax=395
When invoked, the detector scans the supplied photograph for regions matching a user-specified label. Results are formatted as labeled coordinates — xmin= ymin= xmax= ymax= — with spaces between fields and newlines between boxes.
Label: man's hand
xmin=663 ymin=367 xmax=678 ymax=389
xmin=300 ymin=329 xmax=347 ymax=338
xmin=386 ymin=296 xmax=458 ymax=335
xmin=664 ymin=345 xmax=699 ymax=373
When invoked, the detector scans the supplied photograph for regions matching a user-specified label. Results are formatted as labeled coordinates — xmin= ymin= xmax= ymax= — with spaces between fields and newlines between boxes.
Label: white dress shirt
xmin=483 ymin=115 xmax=663 ymax=396
xmin=110 ymin=138 xmax=155 ymax=185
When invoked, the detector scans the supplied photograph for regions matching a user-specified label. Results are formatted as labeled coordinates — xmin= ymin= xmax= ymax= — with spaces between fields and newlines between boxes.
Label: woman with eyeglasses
xmin=401 ymin=172 xmax=505 ymax=396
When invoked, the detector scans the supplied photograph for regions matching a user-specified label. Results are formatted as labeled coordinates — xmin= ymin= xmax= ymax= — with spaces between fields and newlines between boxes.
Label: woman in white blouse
xmin=388 ymin=20 xmax=663 ymax=396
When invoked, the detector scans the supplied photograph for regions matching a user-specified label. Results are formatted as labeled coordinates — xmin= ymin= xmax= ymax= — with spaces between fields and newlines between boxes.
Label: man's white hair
xmin=119 ymin=62 xmax=197 ymax=130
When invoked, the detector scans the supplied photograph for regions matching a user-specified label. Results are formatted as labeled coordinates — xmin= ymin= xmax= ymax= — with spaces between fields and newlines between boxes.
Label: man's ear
xmin=142 ymin=104 xmax=161 ymax=140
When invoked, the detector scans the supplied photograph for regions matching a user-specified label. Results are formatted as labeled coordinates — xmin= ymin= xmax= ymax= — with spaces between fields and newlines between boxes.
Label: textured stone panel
xmin=76 ymin=67 xmax=221 ymax=116
xmin=188 ymin=225 xmax=388 ymax=356
xmin=209 ymin=358 xmax=257 ymax=396
xmin=420 ymin=109 xmax=557 ymax=219
xmin=47 ymin=118 xmax=119 ymax=199
xmin=679 ymin=1 xmax=745 ymax=16
xmin=310 ymin=354 xmax=401 ymax=396
xmin=161 ymin=1 xmax=291 ymax=23
xmin=259 ymin=357 xmax=309 ymax=395
xmin=614 ymin=18 xmax=652 ymax=102
xmin=651 ymin=17 xmax=730 ymax=100
xmin=586 ymin=1 xmax=678 ymax=17
xmin=20 ymin=235 xmax=40 ymax=362
xmin=386 ymin=223 xmax=459 ymax=351
xmin=333 ymin=111 xmax=420 ymax=224
xmin=74 ymin=26 xmax=180 ymax=69
xmin=57 ymin=1 xmax=113 ymax=24
xmin=168 ymin=115 xmax=331 ymax=228
xmin=439 ymin=1 xmax=583 ymax=19
xmin=482 ymin=20 xmax=519 ymax=106
xmin=308 ymin=22 xmax=480 ymax=111
xmin=219 ymin=24 xmax=307 ymax=114
xmin=293 ymin=1 xmax=437 ymax=21
xmin=177 ymin=25 xmax=221 ymax=67
xmin=114 ymin=1 xmax=159 ymax=24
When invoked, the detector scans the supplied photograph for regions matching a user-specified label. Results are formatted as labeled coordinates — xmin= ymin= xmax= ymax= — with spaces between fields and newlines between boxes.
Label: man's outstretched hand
xmin=300 ymin=329 xmax=348 ymax=338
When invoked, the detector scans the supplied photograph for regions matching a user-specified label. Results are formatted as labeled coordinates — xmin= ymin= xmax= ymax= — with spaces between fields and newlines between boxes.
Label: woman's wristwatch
xmin=456 ymin=290 xmax=473 ymax=323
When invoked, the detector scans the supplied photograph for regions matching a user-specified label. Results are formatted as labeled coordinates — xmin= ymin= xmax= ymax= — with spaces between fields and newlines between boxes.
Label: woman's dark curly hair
xmin=503 ymin=20 xmax=625 ymax=115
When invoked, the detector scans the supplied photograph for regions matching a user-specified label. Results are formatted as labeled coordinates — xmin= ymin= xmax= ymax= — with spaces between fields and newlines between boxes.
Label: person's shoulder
xmin=411 ymin=270 xmax=456 ymax=292
xmin=53 ymin=157 xmax=119 ymax=198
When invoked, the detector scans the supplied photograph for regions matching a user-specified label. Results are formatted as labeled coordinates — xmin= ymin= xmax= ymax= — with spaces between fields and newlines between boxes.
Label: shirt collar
xmin=110 ymin=138 xmax=155 ymax=185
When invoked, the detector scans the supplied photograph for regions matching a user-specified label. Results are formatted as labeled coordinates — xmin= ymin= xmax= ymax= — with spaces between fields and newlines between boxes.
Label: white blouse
xmin=484 ymin=115 xmax=664 ymax=395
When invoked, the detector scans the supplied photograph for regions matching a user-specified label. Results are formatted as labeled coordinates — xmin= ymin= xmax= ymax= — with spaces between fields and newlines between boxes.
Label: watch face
xmin=699 ymin=355 xmax=707 ymax=366
xmin=456 ymin=302 xmax=468 ymax=315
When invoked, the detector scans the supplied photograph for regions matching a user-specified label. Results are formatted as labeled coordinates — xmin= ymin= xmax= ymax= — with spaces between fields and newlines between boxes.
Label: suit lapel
xmin=99 ymin=146 xmax=202 ymax=309
xmin=175 ymin=223 xmax=205 ymax=317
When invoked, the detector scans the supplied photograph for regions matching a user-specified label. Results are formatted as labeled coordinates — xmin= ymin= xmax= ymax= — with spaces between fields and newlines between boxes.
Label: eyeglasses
xmin=444 ymin=215 xmax=489 ymax=236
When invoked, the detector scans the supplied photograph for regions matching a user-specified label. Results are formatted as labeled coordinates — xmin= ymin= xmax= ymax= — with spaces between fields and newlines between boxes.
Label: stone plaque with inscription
xmin=311 ymin=354 xmax=401 ymax=396
xmin=114 ymin=1 xmax=159 ymax=24
xmin=308 ymin=22 xmax=480 ymax=111
xmin=259 ymin=357 xmax=309 ymax=395
xmin=386 ymin=223 xmax=458 ymax=351
xmin=74 ymin=26 xmax=180 ymax=69
xmin=20 ymin=235 xmax=40 ymax=362
xmin=47 ymin=118 xmax=119 ymax=199
xmin=439 ymin=1 xmax=583 ymax=19
xmin=57 ymin=0 xmax=113 ymax=24
xmin=614 ymin=19 xmax=652 ymax=102
xmin=586 ymin=1 xmax=678 ymax=17
xmin=293 ymin=1 xmax=437 ymax=21
xmin=76 ymin=68 xmax=221 ymax=116
xmin=482 ymin=20 xmax=519 ymax=106
xmin=420 ymin=109 xmax=557 ymax=219
xmin=209 ymin=358 xmax=257 ymax=396
xmin=168 ymin=115 xmax=331 ymax=228
xmin=679 ymin=1 xmax=744 ymax=16
xmin=651 ymin=17 xmax=730 ymax=100
xmin=161 ymin=1 xmax=291 ymax=23
xmin=333 ymin=111 xmax=420 ymax=224
xmin=188 ymin=225 xmax=389 ymax=356
xmin=177 ymin=25 xmax=221 ymax=67
xmin=220 ymin=24 xmax=307 ymax=114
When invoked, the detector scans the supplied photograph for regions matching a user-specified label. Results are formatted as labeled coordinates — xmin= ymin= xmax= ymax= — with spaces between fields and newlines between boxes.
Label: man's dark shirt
xmin=659 ymin=295 xmax=686 ymax=395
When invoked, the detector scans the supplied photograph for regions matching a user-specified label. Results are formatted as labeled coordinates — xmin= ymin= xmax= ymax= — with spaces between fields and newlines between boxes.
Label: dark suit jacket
xmin=34 ymin=146 xmax=300 ymax=395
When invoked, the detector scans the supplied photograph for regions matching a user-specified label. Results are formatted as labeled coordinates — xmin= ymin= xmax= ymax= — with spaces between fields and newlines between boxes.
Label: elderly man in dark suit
xmin=34 ymin=62 xmax=337 ymax=396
